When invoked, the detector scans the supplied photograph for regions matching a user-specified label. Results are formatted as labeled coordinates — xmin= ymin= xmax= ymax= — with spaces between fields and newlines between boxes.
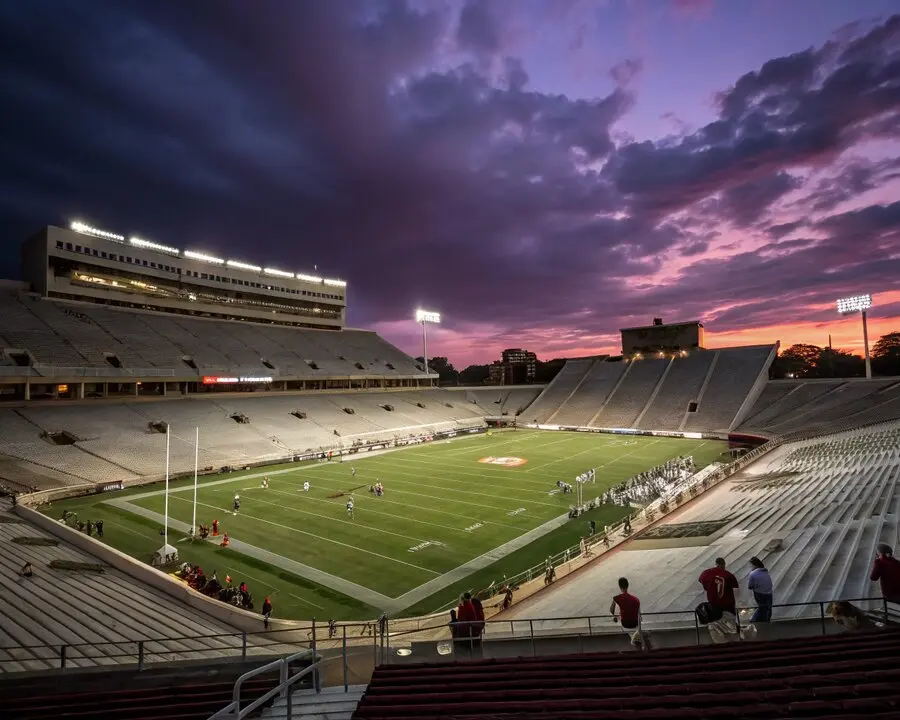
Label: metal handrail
xmin=209 ymin=648 xmax=318 ymax=720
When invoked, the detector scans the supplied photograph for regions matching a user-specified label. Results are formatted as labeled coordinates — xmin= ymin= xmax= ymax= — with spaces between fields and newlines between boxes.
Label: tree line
xmin=418 ymin=331 xmax=900 ymax=385
xmin=771 ymin=332 xmax=900 ymax=379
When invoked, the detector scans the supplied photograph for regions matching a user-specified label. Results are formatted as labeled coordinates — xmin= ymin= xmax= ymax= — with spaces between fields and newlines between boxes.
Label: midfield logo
xmin=478 ymin=456 xmax=527 ymax=467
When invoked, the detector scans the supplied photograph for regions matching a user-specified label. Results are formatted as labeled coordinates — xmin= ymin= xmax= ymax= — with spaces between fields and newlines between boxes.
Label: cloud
xmin=0 ymin=2 xmax=897 ymax=366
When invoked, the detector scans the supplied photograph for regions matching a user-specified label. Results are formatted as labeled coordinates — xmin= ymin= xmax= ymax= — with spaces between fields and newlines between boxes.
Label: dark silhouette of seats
xmin=3 ymin=677 xmax=276 ymax=720
xmin=353 ymin=629 xmax=900 ymax=720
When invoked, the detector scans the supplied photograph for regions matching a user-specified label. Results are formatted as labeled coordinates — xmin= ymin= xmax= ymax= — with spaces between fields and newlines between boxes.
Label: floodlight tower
xmin=836 ymin=294 xmax=873 ymax=379
xmin=415 ymin=309 xmax=441 ymax=385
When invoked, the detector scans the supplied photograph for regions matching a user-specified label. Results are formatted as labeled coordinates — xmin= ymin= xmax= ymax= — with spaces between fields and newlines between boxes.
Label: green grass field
xmin=44 ymin=429 xmax=728 ymax=621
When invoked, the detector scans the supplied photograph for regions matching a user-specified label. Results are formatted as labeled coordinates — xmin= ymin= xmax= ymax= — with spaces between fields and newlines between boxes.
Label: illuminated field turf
xmin=47 ymin=429 xmax=728 ymax=620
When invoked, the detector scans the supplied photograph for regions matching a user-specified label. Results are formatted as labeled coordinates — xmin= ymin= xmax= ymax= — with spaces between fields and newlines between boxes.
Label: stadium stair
xmin=262 ymin=684 xmax=367 ymax=720
xmin=352 ymin=629 xmax=900 ymax=719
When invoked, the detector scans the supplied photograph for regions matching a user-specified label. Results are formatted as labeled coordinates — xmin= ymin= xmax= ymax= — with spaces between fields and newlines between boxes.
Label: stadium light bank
xmin=415 ymin=309 xmax=440 ymax=380
xmin=69 ymin=220 xmax=344 ymax=287
xmin=836 ymin=294 xmax=873 ymax=380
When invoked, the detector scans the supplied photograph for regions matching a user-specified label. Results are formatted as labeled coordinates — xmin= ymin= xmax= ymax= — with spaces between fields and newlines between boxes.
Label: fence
xmin=4 ymin=595 xmax=895 ymax=675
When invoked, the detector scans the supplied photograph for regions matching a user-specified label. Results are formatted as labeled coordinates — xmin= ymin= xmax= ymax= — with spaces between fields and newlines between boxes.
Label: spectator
xmin=448 ymin=609 xmax=462 ymax=640
xmin=95 ymin=520 xmax=104 ymax=538
xmin=456 ymin=593 xmax=477 ymax=654
xmin=699 ymin=557 xmax=740 ymax=644
xmin=470 ymin=596 xmax=486 ymax=647
xmin=700 ymin=557 xmax=739 ymax=615
xmin=610 ymin=577 xmax=651 ymax=650
xmin=871 ymin=543 xmax=900 ymax=604
xmin=261 ymin=596 xmax=273 ymax=629
xmin=747 ymin=556 xmax=773 ymax=622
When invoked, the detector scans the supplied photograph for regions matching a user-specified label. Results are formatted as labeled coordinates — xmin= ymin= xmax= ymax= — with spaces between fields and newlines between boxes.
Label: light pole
xmin=415 ymin=309 xmax=440 ymax=385
xmin=836 ymin=294 xmax=873 ymax=379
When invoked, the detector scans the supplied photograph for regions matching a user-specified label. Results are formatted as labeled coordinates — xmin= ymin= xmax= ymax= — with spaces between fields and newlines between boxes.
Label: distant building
xmin=620 ymin=318 xmax=705 ymax=356
xmin=490 ymin=348 xmax=537 ymax=384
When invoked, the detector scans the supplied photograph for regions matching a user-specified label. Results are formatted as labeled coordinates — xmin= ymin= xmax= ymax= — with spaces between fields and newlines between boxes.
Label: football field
xmin=47 ymin=429 xmax=728 ymax=620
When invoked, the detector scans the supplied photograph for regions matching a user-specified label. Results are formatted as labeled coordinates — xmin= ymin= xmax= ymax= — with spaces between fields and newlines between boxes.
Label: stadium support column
xmin=78 ymin=382 xmax=85 ymax=400
xmin=24 ymin=379 xmax=30 ymax=401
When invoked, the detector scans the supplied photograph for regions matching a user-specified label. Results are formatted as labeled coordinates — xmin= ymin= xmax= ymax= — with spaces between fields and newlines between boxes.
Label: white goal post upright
xmin=191 ymin=426 xmax=199 ymax=537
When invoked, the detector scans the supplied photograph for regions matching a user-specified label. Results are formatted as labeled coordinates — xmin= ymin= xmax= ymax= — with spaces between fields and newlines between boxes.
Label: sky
xmin=1 ymin=0 xmax=900 ymax=368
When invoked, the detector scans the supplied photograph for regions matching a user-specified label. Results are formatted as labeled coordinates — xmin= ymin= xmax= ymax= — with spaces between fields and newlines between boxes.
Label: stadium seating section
xmin=738 ymin=378 xmax=900 ymax=438
xmin=354 ymin=629 xmax=900 ymax=719
xmin=0 ymin=293 xmax=420 ymax=377
xmin=0 ymin=502 xmax=291 ymax=673
xmin=509 ymin=422 xmax=900 ymax=626
xmin=0 ymin=390 xmax=489 ymax=488
xmin=526 ymin=346 xmax=776 ymax=433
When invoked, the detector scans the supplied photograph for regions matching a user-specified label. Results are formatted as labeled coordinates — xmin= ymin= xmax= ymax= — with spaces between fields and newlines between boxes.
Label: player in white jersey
xmin=346 ymin=497 xmax=355 ymax=518
xmin=233 ymin=494 xmax=240 ymax=515
xmin=351 ymin=466 xmax=357 ymax=477
xmin=303 ymin=481 xmax=310 ymax=492
xmin=261 ymin=477 xmax=269 ymax=490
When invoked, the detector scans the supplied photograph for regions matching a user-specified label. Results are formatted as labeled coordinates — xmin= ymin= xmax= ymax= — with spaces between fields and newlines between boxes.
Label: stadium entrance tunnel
xmin=290 ymin=410 xmax=307 ymax=420
xmin=41 ymin=430 xmax=79 ymax=446
xmin=229 ymin=412 xmax=250 ymax=424
xmin=380 ymin=404 xmax=395 ymax=411
xmin=342 ymin=407 xmax=355 ymax=414
xmin=147 ymin=421 xmax=168 ymax=434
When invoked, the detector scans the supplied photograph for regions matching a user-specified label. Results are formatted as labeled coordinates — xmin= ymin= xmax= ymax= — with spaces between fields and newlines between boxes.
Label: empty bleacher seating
xmin=508 ymin=422 xmax=900 ymax=627
xmin=684 ymin=345 xmax=775 ymax=432
xmin=354 ymin=629 xmax=900 ymax=719
xmin=590 ymin=358 xmax=668 ymax=429
xmin=550 ymin=361 xmax=626 ymax=427
xmin=0 ymin=390 xmax=488 ymax=487
xmin=0 ymin=506 xmax=289 ymax=674
xmin=636 ymin=352 xmax=714 ymax=431
xmin=0 ymin=292 xmax=421 ymax=377
xmin=524 ymin=359 xmax=594 ymax=424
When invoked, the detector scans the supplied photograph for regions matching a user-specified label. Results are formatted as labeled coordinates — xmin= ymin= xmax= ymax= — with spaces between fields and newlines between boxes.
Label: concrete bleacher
xmin=740 ymin=379 xmax=900 ymax=438
xmin=683 ymin=345 xmax=775 ymax=432
xmin=524 ymin=359 xmax=594 ymax=424
xmin=0 ymin=506 xmax=258 ymax=673
xmin=0 ymin=293 xmax=422 ymax=378
xmin=589 ymin=358 xmax=669 ymax=429
xmin=508 ymin=422 xmax=900 ymax=628
xmin=461 ymin=388 xmax=542 ymax=417
xmin=549 ymin=361 xmax=626 ymax=428
xmin=636 ymin=352 xmax=715 ymax=431
xmin=0 ymin=390 xmax=489 ymax=487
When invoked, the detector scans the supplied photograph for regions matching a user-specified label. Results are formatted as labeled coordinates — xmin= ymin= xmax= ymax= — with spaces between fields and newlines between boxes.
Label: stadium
xmin=0 ymin=220 xmax=898 ymax=719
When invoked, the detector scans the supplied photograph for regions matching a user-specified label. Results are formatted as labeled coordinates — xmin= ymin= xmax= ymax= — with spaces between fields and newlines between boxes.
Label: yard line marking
xmin=370 ymin=454 xmax=558 ymax=488
xmin=104 ymin=519 xmax=158 ymax=542
xmin=167 ymin=496 xmax=441 ymax=576
xmin=224 ymin=566 xmax=278 ymax=597
xmin=263 ymin=488 xmax=473 ymax=534
xmin=305 ymin=464 xmax=561 ymax=509
xmin=289 ymin=593 xmax=326 ymax=610
xmin=218 ymin=492 xmax=442 ymax=547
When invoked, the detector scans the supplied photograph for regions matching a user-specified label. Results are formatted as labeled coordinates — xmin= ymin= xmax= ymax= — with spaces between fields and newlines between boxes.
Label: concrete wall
xmin=16 ymin=503 xmax=311 ymax=636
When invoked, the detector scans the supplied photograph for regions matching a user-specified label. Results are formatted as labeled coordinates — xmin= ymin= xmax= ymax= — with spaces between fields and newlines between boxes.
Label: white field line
xmin=135 ymin=472 xmax=527 ymax=532
xmin=166 ymin=495 xmax=441 ymax=576
xmin=289 ymin=593 xmax=326 ymax=610
xmin=371 ymin=453 xmax=564 ymax=489
xmin=262 ymin=488 xmax=478 ymax=534
xmin=301 ymin=464 xmax=561 ymax=510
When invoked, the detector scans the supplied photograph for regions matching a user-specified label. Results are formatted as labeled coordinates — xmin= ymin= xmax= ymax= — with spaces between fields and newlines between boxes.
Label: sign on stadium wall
xmin=202 ymin=376 xmax=273 ymax=384
xmin=524 ymin=423 xmax=721 ymax=441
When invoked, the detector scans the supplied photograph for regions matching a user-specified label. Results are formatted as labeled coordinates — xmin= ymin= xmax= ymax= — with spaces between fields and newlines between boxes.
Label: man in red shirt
xmin=699 ymin=557 xmax=739 ymax=615
xmin=871 ymin=543 xmax=900 ymax=604
xmin=610 ymin=577 xmax=651 ymax=650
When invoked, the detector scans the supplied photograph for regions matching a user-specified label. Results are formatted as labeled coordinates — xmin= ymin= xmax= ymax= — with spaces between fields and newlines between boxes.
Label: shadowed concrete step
xmin=261 ymin=684 xmax=366 ymax=720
